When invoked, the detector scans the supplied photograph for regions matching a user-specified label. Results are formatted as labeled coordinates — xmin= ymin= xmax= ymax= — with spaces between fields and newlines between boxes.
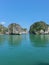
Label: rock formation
xmin=8 ymin=23 xmax=27 ymax=35
xmin=29 ymin=21 xmax=49 ymax=35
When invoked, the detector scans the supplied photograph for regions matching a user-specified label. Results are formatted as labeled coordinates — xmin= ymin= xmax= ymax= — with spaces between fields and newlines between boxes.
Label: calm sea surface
xmin=0 ymin=34 xmax=49 ymax=65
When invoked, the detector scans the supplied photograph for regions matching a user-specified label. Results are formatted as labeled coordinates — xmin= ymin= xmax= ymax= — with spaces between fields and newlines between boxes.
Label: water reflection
xmin=8 ymin=35 xmax=22 ymax=46
xmin=29 ymin=34 xmax=49 ymax=47
xmin=0 ymin=35 xmax=6 ymax=45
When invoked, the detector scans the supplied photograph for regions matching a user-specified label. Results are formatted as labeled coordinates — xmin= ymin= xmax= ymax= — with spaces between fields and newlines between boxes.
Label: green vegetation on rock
xmin=0 ymin=24 xmax=8 ymax=34
xmin=8 ymin=23 xmax=22 ymax=34
xmin=0 ymin=23 xmax=27 ymax=35
xmin=29 ymin=21 xmax=48 ymax=34
xmin=8 ymin=23 xmax=27 ymax=34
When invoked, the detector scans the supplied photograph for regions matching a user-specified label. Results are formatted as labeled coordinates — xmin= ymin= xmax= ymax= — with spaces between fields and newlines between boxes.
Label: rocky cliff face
xmin=8 ymin=23 xmax=27 ymax=34
xmin=8 ymin=23 xmax=22 ymax=34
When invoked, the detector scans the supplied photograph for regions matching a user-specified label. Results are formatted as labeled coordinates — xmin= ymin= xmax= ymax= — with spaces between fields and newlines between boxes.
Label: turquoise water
xmin=0 ymin=34 xmax=49 ymax=65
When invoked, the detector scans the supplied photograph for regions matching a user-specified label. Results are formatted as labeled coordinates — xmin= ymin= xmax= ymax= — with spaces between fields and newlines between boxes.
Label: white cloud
xmin=0 ymin=21 xmax=6 ymax=25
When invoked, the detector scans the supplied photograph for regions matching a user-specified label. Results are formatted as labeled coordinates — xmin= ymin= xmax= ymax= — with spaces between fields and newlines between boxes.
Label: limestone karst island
xmin=0 ymin=23 xmax=28 ymax=35
xmin=0 ymin=21 xmax=49 ymax=35
xmin=29 ymin=21 xmax=49 ymax=35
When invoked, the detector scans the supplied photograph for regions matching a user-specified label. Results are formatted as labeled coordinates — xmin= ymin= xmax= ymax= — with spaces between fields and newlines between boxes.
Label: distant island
xmin=29 ymin=21 xmax=49 ymax=35
xmin=0 ymin=21 xmax=49 ymax=35
xmin=0 ymin=23 xmax=28 ymax=35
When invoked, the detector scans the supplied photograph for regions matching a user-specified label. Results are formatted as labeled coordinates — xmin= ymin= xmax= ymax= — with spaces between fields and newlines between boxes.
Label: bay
xmin=0 ymin=34 xmax=49 ymax=65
